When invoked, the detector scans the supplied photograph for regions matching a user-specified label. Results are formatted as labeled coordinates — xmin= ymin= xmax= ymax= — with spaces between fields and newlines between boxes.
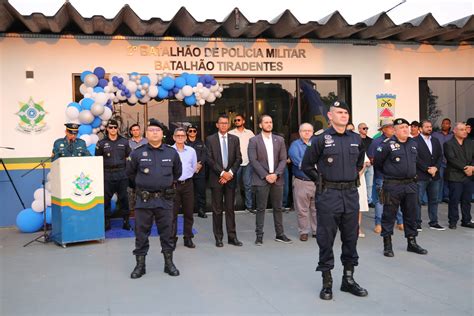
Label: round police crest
xmin=142 ymin=151 xmax=148 ymax=157
xmin=328 ymin=157 xmax=334 ymax=163
xmin=395 ymin=157 xmax=400 ymax=162
xmin=144 ymin=168 xmax=149 ymax=174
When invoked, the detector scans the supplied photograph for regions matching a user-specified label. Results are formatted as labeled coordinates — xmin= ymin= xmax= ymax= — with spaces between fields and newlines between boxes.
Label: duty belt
xmin=104 ymin=165 xmax=126 ymax=171
xmin=323 ymin=180 xmax=357 ymax=190
xmin=136 ymin=189 xmax=163 ymax=202
xmin=384 ymin=178 xmax=416 ymax=185
xmin=295 ymin=176 xmax=312 ymax=182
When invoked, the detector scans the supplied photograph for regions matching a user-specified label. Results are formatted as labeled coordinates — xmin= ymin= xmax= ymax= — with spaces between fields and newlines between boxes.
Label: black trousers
xmin=254 ymin=184 xmax=284 ymax=237
xmin=315 ymin=187 xmax=359 ymax=272
xmin=381 ymin=182 xmax=418 ymax=238
xmin=448 ymin=180 xmax=473 ymax=225
xmin=211 ymin=185 xmax=237 ymax=241
xmin=193 ymin=176 xmax=207 ymax=212
xmin=133 ymin=206 xmax=173 ymax=255
xmin=172 ymin=180 xmax=195 ymax=240
xmin=104 ymin=177 xmax=129 ymax=219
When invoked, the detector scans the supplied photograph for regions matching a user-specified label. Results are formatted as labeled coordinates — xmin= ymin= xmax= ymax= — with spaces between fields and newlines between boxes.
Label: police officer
xmin=95 ymin=119 xmax=131 ymax=231
xmin=302 ymin=101 xmax=368 ymax=300
xmin=185 ymin=124 xmax=208 ymax=218
xmin=374 ymin=118 xmax=428 ymax=257
xmin=127 ymin=119 xmax=182 ymax=279
xmin=51 ymin=123 xmax=91 ymax=161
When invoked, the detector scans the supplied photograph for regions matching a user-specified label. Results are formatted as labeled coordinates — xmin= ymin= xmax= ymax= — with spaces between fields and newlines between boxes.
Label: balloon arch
xmin=65 ymin=67 xmax=224 ymax=153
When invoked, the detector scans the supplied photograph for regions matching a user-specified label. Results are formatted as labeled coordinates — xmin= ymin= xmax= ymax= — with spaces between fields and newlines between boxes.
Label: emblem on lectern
xmin=73 ymin=172 xmax=93 ymax=196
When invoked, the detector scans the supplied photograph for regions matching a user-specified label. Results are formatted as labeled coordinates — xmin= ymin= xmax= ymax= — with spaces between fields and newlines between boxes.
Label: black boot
xmin=197 ymin=208 xmax=208 ymax=218
xmin=383 ymin=236 xmax=394 ymax=257
xmin=122 ymin=216 xmax=132 ymax=231
xmin=407 ymin=236 xmax=428 ymax=255
xmin=340 ymin=265 xmax=368 ymax=297
xmin=130 ymin=255 xmax=146 ymax=279
xmin=163 ymin=252 xmax=180 ymax=276
xmin=319 ymin=271 xmax=333 ymax=300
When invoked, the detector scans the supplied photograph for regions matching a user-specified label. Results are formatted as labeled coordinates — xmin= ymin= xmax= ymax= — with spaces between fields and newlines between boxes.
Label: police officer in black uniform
xmin=185 ymin=124 xmax=208 ymax=218
xmin=374 ymin=118 xmax=428 ymax=257
xmin=95 ymin=119 xmax=131 ymax=231
xmin=302 ymin=101 xmax=368 ymax=300
xmin=52 ymin=123 xmax=91 ymax=161
xmin=127 ymin=118 xmax=182 ymax=279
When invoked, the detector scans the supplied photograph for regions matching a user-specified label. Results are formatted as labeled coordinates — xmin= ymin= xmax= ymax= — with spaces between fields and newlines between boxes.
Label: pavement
xmin=0 ymin=204 xmax=473 ymax=315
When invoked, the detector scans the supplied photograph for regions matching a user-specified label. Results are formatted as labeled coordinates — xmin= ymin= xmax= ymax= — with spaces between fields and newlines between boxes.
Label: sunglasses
xmin=234 ymin=119 xmax=241 ymax=122
xmin=187 ymin=129 xmax=197 ymax=133
xmin=108 ymin=126 xmax=118 ymax=129
xmin=362 ymin=127 xmax=368 ymax=130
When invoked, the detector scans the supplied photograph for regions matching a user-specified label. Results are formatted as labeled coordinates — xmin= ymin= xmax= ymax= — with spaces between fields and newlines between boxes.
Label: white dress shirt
xmin=262 ymin=133 xmax=274 ymax=173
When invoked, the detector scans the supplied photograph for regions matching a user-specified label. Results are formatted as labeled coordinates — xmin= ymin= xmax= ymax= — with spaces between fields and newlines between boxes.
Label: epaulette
xmin=314 ymin=129 xmax=324 ymax=136
xmin=383 ymin=138 xmax=390 ymax=143
xmin=134 ymin=144 xmax=146 ymax=150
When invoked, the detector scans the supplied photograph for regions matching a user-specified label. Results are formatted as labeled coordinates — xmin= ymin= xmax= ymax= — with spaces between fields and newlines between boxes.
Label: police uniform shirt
xmin=52 ymin=137 xmax=90 ymax=161
xmin=302 ymin=127 xmax=365 ymax=182
xmin=95 ymin=135 xmax=131 ymax=180
xmin=374 ymin=136 xmax=418 ymax=180
xmin=127 ymin=143 xmax=182 ymax=209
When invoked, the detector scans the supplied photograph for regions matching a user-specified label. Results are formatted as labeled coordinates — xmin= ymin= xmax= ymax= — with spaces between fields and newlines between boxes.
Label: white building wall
xmin=1 ymin=36 xmax=473 ymax=158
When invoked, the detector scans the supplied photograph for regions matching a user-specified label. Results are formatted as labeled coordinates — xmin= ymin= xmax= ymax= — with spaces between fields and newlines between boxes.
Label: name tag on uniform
xmin=350 ymin=144 xmax=358 ymax=147
xmin=140 ymin=158 xmax=152 ymax=162
xmin=162 ymin=159 xmax=171 ymax=162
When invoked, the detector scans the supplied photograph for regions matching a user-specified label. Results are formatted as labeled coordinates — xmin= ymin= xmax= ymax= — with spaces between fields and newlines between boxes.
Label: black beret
xmin=65 ymin=123 xmax=80 ymax=134
xmin=330 ymin=100 xmax=350 ymax=112
xmin=393 ymin=118 xmax=410 ymax=126
xmin=107 ymin=119 xmax=119 ymax=127
xmin=147 ymin=118 xmax=166 ymax=130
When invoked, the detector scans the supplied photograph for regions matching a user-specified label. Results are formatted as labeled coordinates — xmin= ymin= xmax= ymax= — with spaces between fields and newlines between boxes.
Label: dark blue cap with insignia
xmin=107 ymin=119 xmax=119 ymax=127
xmin=330 ymin=100 xmax=350 ymax=112
xmin=393 ymin=118 xmax=410 ymax=126
xmin=147 ymin=118 xmax=166 ymax=130
xmin=65 ymin=123 xmax=80 ymax=134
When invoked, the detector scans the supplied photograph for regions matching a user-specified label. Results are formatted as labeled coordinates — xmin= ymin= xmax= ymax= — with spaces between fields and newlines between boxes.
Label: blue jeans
xmin=364 ymin=165 xmax=374 ymax=204
xmin=374 ymin=177 xmax=403 ymax=225
xmin=237 ymin=164 xmax=254 ymax=210
xmin=416 ymin=179 xmax=440 ymax=225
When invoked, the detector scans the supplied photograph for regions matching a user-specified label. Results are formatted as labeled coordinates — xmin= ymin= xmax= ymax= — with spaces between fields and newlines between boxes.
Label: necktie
xmin=222 ymin=135 xmax=228 ymax=169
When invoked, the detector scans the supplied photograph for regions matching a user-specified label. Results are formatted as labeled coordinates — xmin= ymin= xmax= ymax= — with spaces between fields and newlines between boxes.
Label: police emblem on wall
xmin=15 ymin=97 xmax=48 ymax=133
xmin=73 ymin=172 xmax=93 ymax=197
xmin=376 ymin=94 xmax=396 ymax=127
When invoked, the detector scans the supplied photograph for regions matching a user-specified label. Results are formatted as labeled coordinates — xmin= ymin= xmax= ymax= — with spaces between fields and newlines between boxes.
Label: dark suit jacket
xmin=248 ymin=133 xmax=287 ymax=186
xmin=206 ymin=132 xmax=242 ymax=188
xmin=443 ymin=137 xmax=474 ymax=182
xmin=414 ymin=134 xmax=443 ymax=181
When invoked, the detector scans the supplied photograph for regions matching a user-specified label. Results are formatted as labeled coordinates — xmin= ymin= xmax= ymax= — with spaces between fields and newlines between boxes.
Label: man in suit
xmin=206 ymin=114 xmax=243 ymax=247
xmin=443 ymin=122 xmax=474 ymax=229
xmin=414 ymin=120 xmax=444 ymax=231
xmin=248 ymin=114 xmax=292 ymax=245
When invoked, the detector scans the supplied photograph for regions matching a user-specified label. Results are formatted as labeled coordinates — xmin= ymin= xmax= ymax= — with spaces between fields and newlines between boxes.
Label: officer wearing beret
xmin=52 ymin=123 xmax=91 ymax=161
xmin=95 ymin=119 xmax=132 ymax=231
xmin=302 ymin=101 xmax=368 ymax=300
xmin=374 ymin=118 xmax=428 ymax=257
xmin=127 ymin=118 xmax=182 ymax=279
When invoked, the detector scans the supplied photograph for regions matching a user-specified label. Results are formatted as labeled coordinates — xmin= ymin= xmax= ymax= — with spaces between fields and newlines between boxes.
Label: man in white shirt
xmin=229 ymin=113 xmax=255 ymax=213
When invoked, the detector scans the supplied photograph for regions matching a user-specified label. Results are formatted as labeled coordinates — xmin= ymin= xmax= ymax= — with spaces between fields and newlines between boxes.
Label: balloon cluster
xmin=16 ymin=172 xmax=53 ymax=233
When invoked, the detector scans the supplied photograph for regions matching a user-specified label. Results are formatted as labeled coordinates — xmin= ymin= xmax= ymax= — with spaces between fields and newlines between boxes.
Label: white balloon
xmin=100 ymin=125 xmax=105 ymax=130
xmin=65 ymin=106 xmax=80 ymax=120
xmin=140 ymin=96 xmax=151 ymax=103
xmin=31 ymin=199 xmax=45 ymax=212
xmin=138 ymin=85 xmax=143 ymax=90
xmin=89 ymin=133 xmax=99 ymax=144
xmin=199 ymin=99 xmax=205 ymax=105
xmin=79 ymin=84 xmax=88 ymax=95
xmin=45 ymin=181 xmax=51 ymax=192
xmin=126 ymin=81 xmax=137 ymax=93
xmin=201 ymin=88 xmax=210 ymax=99
xmin=104 ymin=86 xmax=111 ymax=93
xmin=80 ymin=134 xmax=92 ymax=147
xmin=99 ymin=107 xmax=112 ymax=120
xmin=91 ymin=103 xmax=105 ymax=116
xmin=86 ymin=87 xmax=94 ymax=94
xmin=95 ymin=92 xmax=108 ymax=105
xmin=120 ymin=74 xmax=129 ymax=84
xmin=116 ymin=91 xmax=127 ymax=101
xmin=149 ymin=74 xmax=158 ymax=85
xmin=128 ymin=95 xmax=138 ymax=104
xmin=210 ymin=84 xmax=219 ymax=92
xmin=175 ymin=91 xmax=184 ymax=101
xmin=142 ymin=83 xmax=149 ymax=89
xmin=148 ymin=85 xmax=158 ymax=98
xmin=45 ymin=192 xmax=52 ymax=207
xmin=84 ymin=74 xmax=99 ymax=88
xmin=78 ymin=110 xmax=95 ymax=124
xmin=196 ymin=83 xmax=203 ymax=89
xmin=182 ymin=85 xmax=193 ymax=97
xmin=218 ymin=86 xmax=224 ymax=93
xmin=206 ymin=94 xmax=216 ymax=103
xmin=33 ymin=188 xmax=45 ymax=201
xmin=192 ymin=87 xmax=198 ymax=93
xmin=102 ymin=120 xmax=108 ymax=126
xmin=215 ymin=92 xmax=222 ymax=98
xmin=84 ymin=93 xmax=92 ymax=99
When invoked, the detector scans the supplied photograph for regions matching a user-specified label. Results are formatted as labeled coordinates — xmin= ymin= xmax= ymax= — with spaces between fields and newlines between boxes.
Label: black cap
xmin=187 ymin=124 xmax=198 ymax=131
xmin=410 ymin=120 xmax=420 ymax=127
xmin=330 ymin=100 xmax=350 ymax=112
xmin=393 ymin=118 xmax=410 ymax=126
xmin=107 ymin=119 xmax=119 ymax=127
xmin=65 ymin=123 xmax=80 ymax=134
xmin=147 ymin=118 xmax=165 ymax=130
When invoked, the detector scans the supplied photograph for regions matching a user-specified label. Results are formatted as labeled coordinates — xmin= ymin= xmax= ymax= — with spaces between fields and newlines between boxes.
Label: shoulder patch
xmin=383 ymin=138 xmax=390 ymax=143
xmin=314 ymin=129 xmax=324 ymax=136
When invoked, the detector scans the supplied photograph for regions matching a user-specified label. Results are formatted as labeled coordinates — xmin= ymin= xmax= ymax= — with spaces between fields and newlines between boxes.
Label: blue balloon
xmin=93 ymin=87 xmax=104 ymax=93
xmin=93 ymin=67 xmax=106 ymax=79
xmin=80 ymin=71 xmax=92 ymax=82
xmin=45 ymin=207 xmax=52 ymax=225
xmin=157 ymin=86 xmax=169 ymax=99
xmin=129 ymin=72 xmax=139 ymax=79
xmin=87 ymin=144 xmax=96 ymax=155
xmin=78 ymin=124 xmax=93 ymax=135
xmin=98 ymin=78 xmax=108 ymax=88
xmin=173 ymin=87 xmax=180 ymax=93
xmin=168 ymin=90 xmax=175 ymax=98
xmin=80 ymin=98 xmax=94 ymax=110
xmin=184 ymin=95 xmax=196 ymax=106
xmin=211 ymin=80 xmax=217 ymax=85
xmin=140 ymin=76 xmax=151 ymax=85
xmin=68 ymin=102 xmax=81 ymax=111
xmin=198 ymin=76 xmax=206 ymax=83
xmin=161 ymin=77 xmax=175 ymax=90
xmin=174 ymin=77 xmax=186 ymax=89
xmin=91 ymin=117 xmax=102 ymax=128
xmin=186 ymin=74 xmax=199 ymax=87
xmin=16 ymin=208 xmax=43 ymax=233
xmin=135 ymin=91 xmax=143 ymax=99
